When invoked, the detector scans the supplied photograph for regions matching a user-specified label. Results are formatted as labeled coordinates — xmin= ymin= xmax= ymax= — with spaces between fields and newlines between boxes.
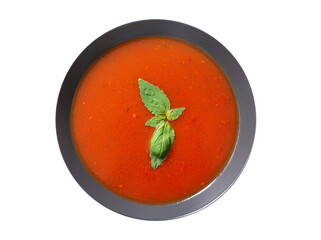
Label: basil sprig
xmin=139 ymin=78 xmax=185 ymax=169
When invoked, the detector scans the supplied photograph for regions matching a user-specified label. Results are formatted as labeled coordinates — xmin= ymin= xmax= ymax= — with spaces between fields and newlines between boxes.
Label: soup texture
xmin=71 ymin=37 xmax=239 ymax=204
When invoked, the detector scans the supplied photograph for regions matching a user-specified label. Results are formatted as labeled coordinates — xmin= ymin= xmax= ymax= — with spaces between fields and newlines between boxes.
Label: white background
xmin=1 ymin=1 xmax=320 ymax=239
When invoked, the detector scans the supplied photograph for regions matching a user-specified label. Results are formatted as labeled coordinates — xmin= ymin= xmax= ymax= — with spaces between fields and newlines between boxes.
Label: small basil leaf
xmin=138 ymin=78 xmax=170 ymax=116
xmin=166 ymin=107 xmax=185 ymax=121
xmin=150 ymin=121 xmax=175 ymax=169
xmin=151 ymin=155 xmax=165 ymax=170
xmin=145 ymin=116 xmax=165 ymax=128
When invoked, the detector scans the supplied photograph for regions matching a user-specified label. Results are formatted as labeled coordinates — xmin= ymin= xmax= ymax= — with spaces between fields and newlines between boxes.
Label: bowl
xmin=56 ymin=19 xmax=256 ymax=220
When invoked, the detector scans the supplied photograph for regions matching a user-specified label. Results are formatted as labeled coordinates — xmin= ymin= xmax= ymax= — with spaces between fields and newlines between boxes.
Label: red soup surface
xmin=71 ymin=36 xmax=239 ymax=204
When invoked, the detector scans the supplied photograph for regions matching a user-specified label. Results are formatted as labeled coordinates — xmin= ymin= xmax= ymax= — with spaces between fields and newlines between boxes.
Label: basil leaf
xmin=138 ymin=78 xmax=185 ymax=170
xmin=150 ymin=156 xmax=165 ymax=170
xmin=150 ymin=121 xmax=175 ymax=169
xmin=145 ymin=116 xmax=165 ymax=127
xmin=138 ymin=78 xmax=170 ymax=116
xmin=166 ymin=107 xmax=185 ymax=121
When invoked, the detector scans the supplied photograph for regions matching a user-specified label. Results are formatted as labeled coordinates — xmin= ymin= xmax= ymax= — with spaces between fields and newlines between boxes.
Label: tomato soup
xmin=71 ymin=37 xmax=239 ymax=204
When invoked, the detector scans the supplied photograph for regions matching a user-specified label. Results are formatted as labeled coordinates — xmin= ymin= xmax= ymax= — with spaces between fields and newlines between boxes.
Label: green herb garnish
xmin=145 ymin=116 xmax=165 ymax=127
xmin=138 ymin=78 xmax=185 ymax=169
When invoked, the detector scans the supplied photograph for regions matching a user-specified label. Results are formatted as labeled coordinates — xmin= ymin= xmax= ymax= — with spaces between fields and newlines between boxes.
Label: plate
xmin=56 ymin=19 xmax=256 ymax=220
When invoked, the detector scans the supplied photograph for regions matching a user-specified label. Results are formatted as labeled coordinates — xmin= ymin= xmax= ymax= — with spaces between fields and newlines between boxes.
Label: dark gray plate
xmin=56 ymin=19 xmax=256 ymax=220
